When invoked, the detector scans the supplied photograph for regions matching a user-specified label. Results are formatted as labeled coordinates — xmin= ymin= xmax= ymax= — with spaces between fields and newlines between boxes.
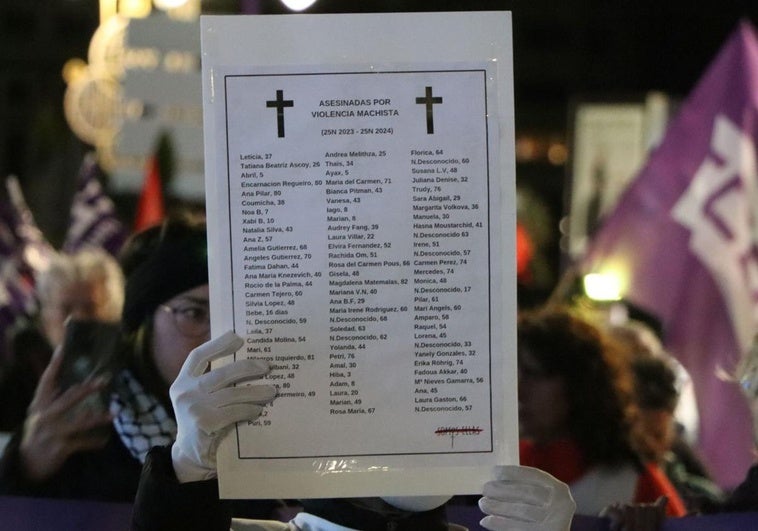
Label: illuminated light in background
xmin=515 ymin=136 xmax=538 ymax=162
xmin=583 ymin=272 xmax=623 ymax=301
xmin=280 ymin=0 xmax=317 ymax=11
xmin=514 ymin=135 xmax=568 ymax=165
xmin=100 ymin=0 xmax=118 ymax=23
xmin=117 ymin=0 xmax=151 ymax=18
xmin=153 ymin=0 xmax=188 ymax=9
xmin=547 ymin=142 xmax=568 ymax=165
xmin=62 ymin=58 xmax=88 ymax=84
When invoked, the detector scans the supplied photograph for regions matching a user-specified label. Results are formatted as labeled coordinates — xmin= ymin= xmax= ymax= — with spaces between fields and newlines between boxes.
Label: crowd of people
xmin=1 ymin=213 xmax=757 ymax=530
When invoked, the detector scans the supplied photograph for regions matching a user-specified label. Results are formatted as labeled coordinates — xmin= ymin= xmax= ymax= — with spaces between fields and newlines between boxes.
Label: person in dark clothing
xmin=0 ymin=216 xmax=277 ymax=518
xmin=601 ymin=333 xmax=758 ymax=529
xmin=0 ymin=249 xmax=123 ymax=432
xmin=0 ymin=218 xmax=202 ymax=500
xmin=0 ymin=321 xmax=53 ymax=432
xmin=130 ymin=323 xmax=577 ymax=530
xmin=631 ymin=355 xmax=724 ymax=513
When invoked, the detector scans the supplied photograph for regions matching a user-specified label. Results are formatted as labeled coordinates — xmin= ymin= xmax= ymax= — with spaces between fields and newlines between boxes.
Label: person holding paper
xmin=131 ymin=328 xmax=577 ymax=531
xmin=0 ymin=217 xmax=275 ymax=521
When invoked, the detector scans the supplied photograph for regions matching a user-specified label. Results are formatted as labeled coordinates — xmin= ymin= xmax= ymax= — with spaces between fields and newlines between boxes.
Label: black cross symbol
xmin=416 ymin=86 xmax=443 ymax=134
xmin=266 ymin=89 xmax=294 ymax=138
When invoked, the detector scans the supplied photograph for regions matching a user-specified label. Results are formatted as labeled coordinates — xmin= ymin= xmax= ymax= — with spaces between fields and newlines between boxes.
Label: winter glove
xmin=479 ymin=465 xmax=576 ymax=531
xmin=170 ymin=330 xmax=276 ymax=483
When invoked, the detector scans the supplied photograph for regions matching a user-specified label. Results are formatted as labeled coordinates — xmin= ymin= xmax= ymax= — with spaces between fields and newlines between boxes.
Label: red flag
xmin=516 ymin=223 xmax=535 ymax=282
xmin=133 ymin=155 xmax=165 ymax=232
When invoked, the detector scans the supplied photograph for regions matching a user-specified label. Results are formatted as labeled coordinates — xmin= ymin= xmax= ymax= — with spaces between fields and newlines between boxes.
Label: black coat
xmin=0 ymin=426 xmax=142 ymax=502
xmin=0 ymin=323 xmax=53 ymax=431
xmin=719 ymin=463 xmax=758 ymax=513
xmin=131 ymin=446 xmax=283 ymax=531
xmin=131 ymin=446 xmax=450 ymax=531
xmin=131 ymin=446 xmax=232 ymax=531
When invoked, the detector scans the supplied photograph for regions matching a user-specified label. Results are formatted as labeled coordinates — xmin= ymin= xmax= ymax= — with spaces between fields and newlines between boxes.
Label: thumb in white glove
xmin=170 ymin=330 xmax=276 ymax=483
xmin=478 ymin=465 xmax=576 ymax=531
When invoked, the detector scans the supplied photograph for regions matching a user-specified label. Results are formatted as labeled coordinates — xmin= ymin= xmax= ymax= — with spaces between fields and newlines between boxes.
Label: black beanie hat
xmin=120 ymin=217 xmax=208 ymax=334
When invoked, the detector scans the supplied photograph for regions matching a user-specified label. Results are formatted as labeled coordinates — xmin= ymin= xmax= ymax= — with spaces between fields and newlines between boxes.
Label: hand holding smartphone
xmin=57 ymin=318 xmax=122 ymax=421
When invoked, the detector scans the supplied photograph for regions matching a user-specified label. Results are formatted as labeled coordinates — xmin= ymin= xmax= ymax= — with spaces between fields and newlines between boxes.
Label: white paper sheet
xmin=201 ymin=12 xmax=517 ymax=499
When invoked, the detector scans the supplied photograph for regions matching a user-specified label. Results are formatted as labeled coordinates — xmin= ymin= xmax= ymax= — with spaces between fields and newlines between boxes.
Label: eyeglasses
xmin=159 ymin=303 xmax=210 ymax=337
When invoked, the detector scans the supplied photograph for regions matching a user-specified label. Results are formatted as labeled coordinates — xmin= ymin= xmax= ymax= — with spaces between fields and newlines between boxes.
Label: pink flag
xmin=582 ymin=21 xmax=758 ymax=487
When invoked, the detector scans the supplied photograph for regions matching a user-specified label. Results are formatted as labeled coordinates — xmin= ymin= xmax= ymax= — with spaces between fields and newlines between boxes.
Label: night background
xmin=1 ymin=0 xmax=756 ymax=304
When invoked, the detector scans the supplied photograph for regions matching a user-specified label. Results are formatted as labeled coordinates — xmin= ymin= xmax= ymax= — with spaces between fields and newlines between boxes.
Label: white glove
xmin=479 ymin=465 xmax=576 ymax=531
xmin=170 ymin=330 xmax=276 ymax=483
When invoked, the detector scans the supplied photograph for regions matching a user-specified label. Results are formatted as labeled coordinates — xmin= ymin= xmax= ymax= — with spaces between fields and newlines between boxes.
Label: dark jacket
xmin=132 ymin=446 xmax=450 ymax=531
xmin=0 ymin=323 xmax=52 ymax=431
xmin=1 ymin=429 xmax=281 ymax=522
xmin=0 ymin=426 xmax=141 ymax=502
xmin=131 ymin=446 xmax=232 ymax=531
xmin=717 ymin=463 xmax=758 ymax=513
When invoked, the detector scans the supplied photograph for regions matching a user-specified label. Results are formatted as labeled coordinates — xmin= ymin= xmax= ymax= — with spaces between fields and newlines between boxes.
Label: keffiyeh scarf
xmin=111 ymin=369 xmax=177 ymax=463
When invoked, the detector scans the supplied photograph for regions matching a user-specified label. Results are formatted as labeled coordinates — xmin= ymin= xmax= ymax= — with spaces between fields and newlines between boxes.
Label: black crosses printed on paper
xmin=266 ymin=89 xmax=294 ymax=138
xmin=416 ymin=86 xmax=443 ymax=134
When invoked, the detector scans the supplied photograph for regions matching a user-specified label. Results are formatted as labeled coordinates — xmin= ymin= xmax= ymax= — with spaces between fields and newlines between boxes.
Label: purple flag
xmin=63 ymin=153 xmax=128 ymax=257
xmin=0 ymin=200 xmax=37 ymax=321
xmin=6 ymin=176 xmax=54 ymax=274
xmin=582 ymin=21 xmax=758 ymax=487
xmin=0 ymin=177 xmax=53 ymax=363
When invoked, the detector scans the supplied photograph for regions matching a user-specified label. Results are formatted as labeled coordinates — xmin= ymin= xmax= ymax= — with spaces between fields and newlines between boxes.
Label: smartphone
xmin=57 ymin=319 xmax=123 ymax=426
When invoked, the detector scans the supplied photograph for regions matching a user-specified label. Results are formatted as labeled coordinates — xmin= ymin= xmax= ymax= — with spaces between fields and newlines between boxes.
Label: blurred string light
xmin=547 ymin=142 xmax=568 ymax=165
xmin=62 ymin=58 xmax=88 ymax=85
xmin=280 ymin=0 xmax=318 ymax=11
xmin=515 ymin=134 xmax=568 ymax=166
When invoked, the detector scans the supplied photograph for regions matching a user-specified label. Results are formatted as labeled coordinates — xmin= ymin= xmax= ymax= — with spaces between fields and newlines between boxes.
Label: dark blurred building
xmin=0 ymin=0 xmax=99 ymax=245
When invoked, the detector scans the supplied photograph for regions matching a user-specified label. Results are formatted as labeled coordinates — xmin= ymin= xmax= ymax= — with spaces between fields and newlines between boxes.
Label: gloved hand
xmin=479 ymin=465 xmax=576 ymax=531
xmin=170 ymin=330 xmax=276 ymax=483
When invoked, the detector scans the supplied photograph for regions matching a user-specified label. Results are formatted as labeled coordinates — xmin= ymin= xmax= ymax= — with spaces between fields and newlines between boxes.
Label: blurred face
xmin=518 ymin=348 xmax=570 ymax=443
xmin=638 ymin=408 xmax=676 ymax=461
xmin=151 ymin=284 xmax=210 ymax=386
xmin=41 ymin=279 xmax=112 ymax=346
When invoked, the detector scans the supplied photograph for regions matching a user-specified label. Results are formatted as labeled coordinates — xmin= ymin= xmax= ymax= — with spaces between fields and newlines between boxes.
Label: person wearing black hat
xmin=0 ymin=216 xmax=204 ymax=501
xmin=0 ymin=215 xmax=276 ymax=520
